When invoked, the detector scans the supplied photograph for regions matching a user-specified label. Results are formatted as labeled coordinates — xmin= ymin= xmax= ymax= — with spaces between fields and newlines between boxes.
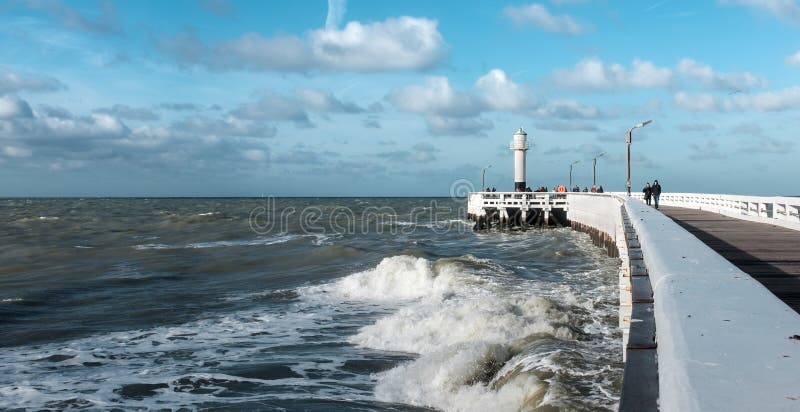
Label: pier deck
xmin=661 ymin=206 xmax=800 ymax=313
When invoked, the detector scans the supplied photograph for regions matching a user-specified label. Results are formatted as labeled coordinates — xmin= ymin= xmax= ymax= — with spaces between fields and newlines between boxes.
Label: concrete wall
xmin=625 ymin=199 xmax=800 ymax=412
xmin=565 ymin=193 xmax=633 ymax=349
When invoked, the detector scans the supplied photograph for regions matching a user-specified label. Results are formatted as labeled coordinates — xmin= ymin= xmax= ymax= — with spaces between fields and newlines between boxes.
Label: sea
xmin=0 ymin=197 xmax=623 ymax=411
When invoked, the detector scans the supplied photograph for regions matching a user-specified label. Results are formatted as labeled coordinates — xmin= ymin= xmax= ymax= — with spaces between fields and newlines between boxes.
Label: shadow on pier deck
xmin=660 ymin=206 xmax=800 ymax=314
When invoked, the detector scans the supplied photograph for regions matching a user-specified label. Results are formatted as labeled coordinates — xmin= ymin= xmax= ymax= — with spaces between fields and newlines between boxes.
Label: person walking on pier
xmin=643 ymin=182 xmax=652 ymax=206
xmin=652 ymin=179 xmax=662 ymax=209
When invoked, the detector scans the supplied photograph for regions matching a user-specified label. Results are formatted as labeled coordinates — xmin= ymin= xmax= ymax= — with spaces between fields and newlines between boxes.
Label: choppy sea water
xmin=0 ymin=198 xmax=622 ymax=411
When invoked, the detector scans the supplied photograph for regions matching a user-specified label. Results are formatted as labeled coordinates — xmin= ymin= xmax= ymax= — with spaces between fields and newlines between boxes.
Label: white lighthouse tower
xmin=511 ymin=127 xmax=528 ymax=191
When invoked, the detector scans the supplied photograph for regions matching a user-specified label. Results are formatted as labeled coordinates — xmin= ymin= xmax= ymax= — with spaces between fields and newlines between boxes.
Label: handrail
xmin=617 ymin=192 xmax=800 ymax=231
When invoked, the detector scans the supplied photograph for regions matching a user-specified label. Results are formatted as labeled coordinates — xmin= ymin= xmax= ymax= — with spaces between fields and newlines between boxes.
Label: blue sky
xmin=1 ymin=0 xmax=799 ymax=196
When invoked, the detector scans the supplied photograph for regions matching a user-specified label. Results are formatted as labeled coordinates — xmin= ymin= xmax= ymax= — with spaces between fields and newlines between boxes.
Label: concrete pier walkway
xmin=660 ymin=206 xmax=800 ymax=313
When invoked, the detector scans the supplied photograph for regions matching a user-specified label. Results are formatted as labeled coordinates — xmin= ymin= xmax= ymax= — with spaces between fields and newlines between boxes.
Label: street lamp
xmin=626 ymin=120 xmax=652 ymax=196
xmin=569 ymin=160 xmax=580 ymax=190
xmin=593 ymin=151 xmax=606 ymax=188
xmin=482 ymin=164 xmax=492 ymax=191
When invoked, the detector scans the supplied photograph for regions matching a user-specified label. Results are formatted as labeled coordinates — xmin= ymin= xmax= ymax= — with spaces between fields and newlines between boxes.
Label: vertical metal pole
xmin=626 ymin=131 xmax=632 ymax=196
xmin=593 ymin=158 xmax=597 ymax=187
xmin=482 ymin=169 xmax=486 ymax=191
xmin=569 ymin=164 xmax=573 ymax=189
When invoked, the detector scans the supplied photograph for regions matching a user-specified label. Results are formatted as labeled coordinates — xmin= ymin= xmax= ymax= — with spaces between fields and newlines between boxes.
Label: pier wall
xmin=625 ymin=199 xmax=800 ymax=412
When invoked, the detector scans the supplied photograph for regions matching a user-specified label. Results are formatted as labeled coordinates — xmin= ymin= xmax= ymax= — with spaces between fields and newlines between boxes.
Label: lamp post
xmin=482 ymin=164 xmax=492 ymax=191
xmin=569 ymin=160 xmax=580 ymax=190
xmin=592 ymin=151 xmax=606 ymax=187
xmin=626 ymin=120 xmax=652 ymax=196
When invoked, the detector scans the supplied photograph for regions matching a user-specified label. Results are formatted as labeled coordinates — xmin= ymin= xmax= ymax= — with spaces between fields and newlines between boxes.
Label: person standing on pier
xmin=652 ymin=179 xmax=662 ymax=209
xmin=643 ymin=182 xmax=652 ymax=206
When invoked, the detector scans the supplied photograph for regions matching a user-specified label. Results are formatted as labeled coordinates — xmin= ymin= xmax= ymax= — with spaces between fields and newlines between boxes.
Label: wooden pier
xmin=661 ymin=206 xmax=800 ymax=313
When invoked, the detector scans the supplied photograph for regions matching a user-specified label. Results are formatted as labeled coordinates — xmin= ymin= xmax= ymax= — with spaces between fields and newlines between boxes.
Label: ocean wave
xmin=132 ymin=234 xmax=309 ymax=250
xmin=300 ymin=255 xmax=477 ymax=302
xmin=300 ymin=254 xmax=620 ymax=411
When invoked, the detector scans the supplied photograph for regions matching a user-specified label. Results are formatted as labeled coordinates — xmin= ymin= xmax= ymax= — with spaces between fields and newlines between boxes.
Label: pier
xmin=466 ymin=191 xmax=800 ymax=412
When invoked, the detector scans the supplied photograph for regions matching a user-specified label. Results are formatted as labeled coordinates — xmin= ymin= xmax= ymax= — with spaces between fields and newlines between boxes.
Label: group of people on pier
xmin=642 ymin=179 xmax=662 ymax=209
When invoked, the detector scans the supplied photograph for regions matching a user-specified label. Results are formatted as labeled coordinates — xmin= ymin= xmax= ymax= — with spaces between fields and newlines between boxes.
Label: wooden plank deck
xmin=660 ymin=206 xmax=800 ymax=314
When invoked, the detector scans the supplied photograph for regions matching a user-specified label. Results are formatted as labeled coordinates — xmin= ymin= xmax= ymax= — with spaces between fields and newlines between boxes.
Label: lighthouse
xmin=511 ymin=127 xmax=528 ymax=191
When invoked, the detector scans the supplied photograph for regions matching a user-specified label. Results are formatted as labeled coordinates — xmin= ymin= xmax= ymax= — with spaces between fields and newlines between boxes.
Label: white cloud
xmin=231 ymin=88 xmax=366 ymax=127
xmin=0 ymin=95 xmax=34 ymax=119
xmin=3 ymin=146 xmax=32 ymax=158
xmin=673 ymin=87 xmax=800 ymax=112
xmin=786 ymin=50 xmax=800 ymax=66
xmin=722 ymin=87 xmax=800 ymax=111
xmin=677 ymin=58 xmax=767 ymax=90
xmin=673 ymin=91 xmax=717 ymax=111
xmin=175 ymin=116 xmax=277 ymax=138
xmin=719 ymin=0 xmax=800 ymax=24
xmin=0 ymin=70 xmax=64 ymax=95
xmin=387 ymin=76 xmax=484 ymax=117
xmin=159 ymin=16 xmax=445 ymax=72
xmin=475 ymin=69 xmax=531 ymax=111
xmin=294 ymin=88 xmax=364 ymax=113
xmin=553 ymin=57 xmax=672 ymax=90
xmin=503 ymin=3 xmax=589 ymax=35
xmin=242 ymin=149 xmax=268 ymax=161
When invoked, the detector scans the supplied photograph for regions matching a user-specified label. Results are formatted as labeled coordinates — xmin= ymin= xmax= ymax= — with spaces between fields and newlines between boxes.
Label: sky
xmin=1 ymin=0 xmax=799 ymax=197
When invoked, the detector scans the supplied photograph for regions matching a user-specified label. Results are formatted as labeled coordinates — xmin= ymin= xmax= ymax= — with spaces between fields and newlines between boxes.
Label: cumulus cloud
xmin=719 ymin=0 xmax=800 ymax=24
xmin=294 ymin=88 xmax=365 ymax=113
xmin=232 ymin=88 xmax=366 ymax=128
xmin=3 ymin=146 xmax=33 ymax=158
xmin=174 ymin=116 xmax=277 ymax=138
xmin=387 ymin=70 xmax=606 ymax=136
xmin=475 ymin=69 xmax=532 ymax=111
xmin=677 ymin=58 xmax=767 ymax=90
xmin=503 ymin=3 xmax=589 ymax=35
xmin=722 ymin=86 xmax=800 ymax=111
xmin=241 ymin=148 xmax=267 ymax=161
xmin=0 ymin=95 xmax=34 ymax=119
xmin=675 ymin=87 xmax=800 ymax=112
xmin=158 ymin=16 xmax=445 ymax=72
xmin=553 ymin=57 xmax=672 ymax=90
xmin=387 ymin=76 xmax=484 ymax=117
xmin=0 ymin=70 xmax=64 ymax=95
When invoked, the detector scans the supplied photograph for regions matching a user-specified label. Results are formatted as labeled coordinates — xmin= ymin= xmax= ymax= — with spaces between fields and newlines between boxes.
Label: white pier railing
xmin=624 ymin=192 xmax=800 ymax=231
xmin=467 ymin=191 xmax=568 ymax=216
